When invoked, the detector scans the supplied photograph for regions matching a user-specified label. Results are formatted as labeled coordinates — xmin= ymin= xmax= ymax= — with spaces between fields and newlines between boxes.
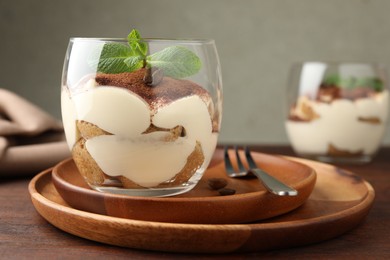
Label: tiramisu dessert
xmin=286 ymin=72 xmax=389 ymax=162
xmin=61 ymin=30 xmax=220 ymax=194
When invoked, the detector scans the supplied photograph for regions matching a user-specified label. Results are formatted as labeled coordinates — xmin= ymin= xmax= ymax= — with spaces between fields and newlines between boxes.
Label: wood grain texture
xmin=51 ymin=151 xmax=316 ymax=224
xmin=29 ymin=152 xmax=373 ymax=253
xmin=1 ymin=146 xmax=389 ymax=258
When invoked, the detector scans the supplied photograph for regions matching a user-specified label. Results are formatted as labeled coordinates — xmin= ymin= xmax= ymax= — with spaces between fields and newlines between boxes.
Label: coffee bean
xmin=208 ymin=178 xmax=228 ymax=190
xmin=218 ymin=188 xmax=236 ymax=196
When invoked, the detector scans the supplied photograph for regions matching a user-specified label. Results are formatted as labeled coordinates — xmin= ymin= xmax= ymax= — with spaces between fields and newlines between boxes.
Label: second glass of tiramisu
xmin=285 ymin=62 xmax=388 ymax=164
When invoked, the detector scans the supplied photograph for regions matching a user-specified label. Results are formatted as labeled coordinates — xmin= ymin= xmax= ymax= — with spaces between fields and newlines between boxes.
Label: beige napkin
xmin=0 ymin=88 xmax=70 ymax=177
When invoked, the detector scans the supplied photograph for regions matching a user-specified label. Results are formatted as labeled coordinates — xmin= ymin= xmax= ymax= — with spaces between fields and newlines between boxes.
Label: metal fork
xmin=224 ymin=146 xmax=298 ymax=196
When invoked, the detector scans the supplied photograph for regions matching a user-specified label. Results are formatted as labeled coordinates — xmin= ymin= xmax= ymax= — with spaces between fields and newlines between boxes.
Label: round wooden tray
xmin=29 ymin=155 xmax=374 ymax=253
xmin=51 ymin=151 xmax=316 ymax=224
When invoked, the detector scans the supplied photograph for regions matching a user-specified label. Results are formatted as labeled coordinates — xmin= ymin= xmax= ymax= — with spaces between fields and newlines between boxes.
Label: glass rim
xmin=291 ymin=61 xmax=387 ymax=68
xmin=69 ymin=37 xmax=215 ymax=44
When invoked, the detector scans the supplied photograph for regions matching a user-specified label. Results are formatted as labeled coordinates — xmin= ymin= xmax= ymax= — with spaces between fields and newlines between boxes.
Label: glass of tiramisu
xmin=61 ymin=30 xmax=222 ymax=196
xmin=285 ymin=62 xmax=388 ymax=163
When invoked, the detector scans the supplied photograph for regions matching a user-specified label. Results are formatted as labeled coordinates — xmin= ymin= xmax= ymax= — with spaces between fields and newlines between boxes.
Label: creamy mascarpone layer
xmin=61 ymin=84 xmax=216 ymax=187
xmin=286 ymin=90 xmax=389 ymax=155
xmin=87 ymin=134 xmax=196 ymax=187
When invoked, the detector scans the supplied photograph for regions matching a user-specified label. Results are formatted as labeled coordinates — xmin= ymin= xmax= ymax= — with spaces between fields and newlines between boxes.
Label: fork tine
xmin=224 ymin=146 xmax=235 ymax=174
xmin=244 ymin=146 xmax=298 ymax=196
xmin=244 ymin=146 xmax=258 ymax=169
xmin=234 ymin=145 xmax=246 ymax=173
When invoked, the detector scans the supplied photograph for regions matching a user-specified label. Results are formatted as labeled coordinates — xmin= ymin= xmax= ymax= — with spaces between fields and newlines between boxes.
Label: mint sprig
xmin=93 ymin=43 xmax=134 ymax=74
xmin=323 ymin=74 xmax=384 ymax=91
xmin=148 ymin=46 xmax=201 ymax=78
xmin=93 ymin=29 xmax=201 ymax=79
xmin=127 ymin=29 xmax=148 ymax=58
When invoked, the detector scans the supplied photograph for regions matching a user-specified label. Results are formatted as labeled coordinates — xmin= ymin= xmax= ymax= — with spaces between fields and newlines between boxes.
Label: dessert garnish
xmin=322 ymin=74 xmax=384 ymax=91
xmin=289 ymin=74 xmax=386 ymax=121
xmin=90 ymin=29 xmax=201 ymax=86
xmin=318 ymin=74 xmax=384 ymax=102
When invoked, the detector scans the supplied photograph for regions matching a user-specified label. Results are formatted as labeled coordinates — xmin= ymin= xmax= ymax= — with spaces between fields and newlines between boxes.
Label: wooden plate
xmin=29 ymin=155 xmax=374 ymax=253
xmin=51 ymin=151 xmax=316 ymax=224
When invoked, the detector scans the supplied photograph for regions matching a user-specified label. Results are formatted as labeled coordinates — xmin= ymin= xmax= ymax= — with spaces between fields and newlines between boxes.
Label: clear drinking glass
xmin=285 ymin=62 xmax=389 ymax=164
xmin=61 ymin=37 xmax=222 ymax=196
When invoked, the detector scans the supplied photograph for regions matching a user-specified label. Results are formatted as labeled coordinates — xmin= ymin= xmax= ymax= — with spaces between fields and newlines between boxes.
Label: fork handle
xmin=250 ymin=169 xmax=298 ymax=196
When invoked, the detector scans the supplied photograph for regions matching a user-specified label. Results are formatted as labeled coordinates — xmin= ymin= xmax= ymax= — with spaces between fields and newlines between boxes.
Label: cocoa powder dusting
xmin=95 ymin=68 xmax=210 ymax=110
xmin=316 ymin=84 xmax=377 ymax=102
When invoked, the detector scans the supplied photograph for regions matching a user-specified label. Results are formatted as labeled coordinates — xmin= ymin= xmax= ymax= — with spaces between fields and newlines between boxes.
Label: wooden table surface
xmin=1 ymin=145 xmax=389 ymax=259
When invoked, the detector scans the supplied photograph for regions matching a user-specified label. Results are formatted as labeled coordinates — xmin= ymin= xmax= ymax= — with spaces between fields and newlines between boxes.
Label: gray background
xmin=1 ymin=0 xmax=390 ymax=145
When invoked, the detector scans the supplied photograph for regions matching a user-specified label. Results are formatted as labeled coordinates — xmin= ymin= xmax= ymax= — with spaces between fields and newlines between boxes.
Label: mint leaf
xmin=131 ymin=41 xmax=148 ymax=57
xmin=128 ymin=29 xmax=148 ymax=57
xmin=91 ymin=29 xmax=147 ymax=74
xmin=323 ymin=74 xmax=384 ymax=91
xmin=124 ymin=56 xmax=144 ymax=71
xmin=128 ymin=29 xmax=141 ymax=41
xmin=92 ymin=29 xmax=202 ymax=78
xmin=355 ymin=77 xmax=384 ymax=91
xmin=369 ymin=78 xmax=384 ymax=91
xmin=95 ymin=43 xmax=134 ymax=73
xmin=323 ymin=74 xmax=341 ymax=86
xmin=148 ymin=46 xmax=201 ymax=78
